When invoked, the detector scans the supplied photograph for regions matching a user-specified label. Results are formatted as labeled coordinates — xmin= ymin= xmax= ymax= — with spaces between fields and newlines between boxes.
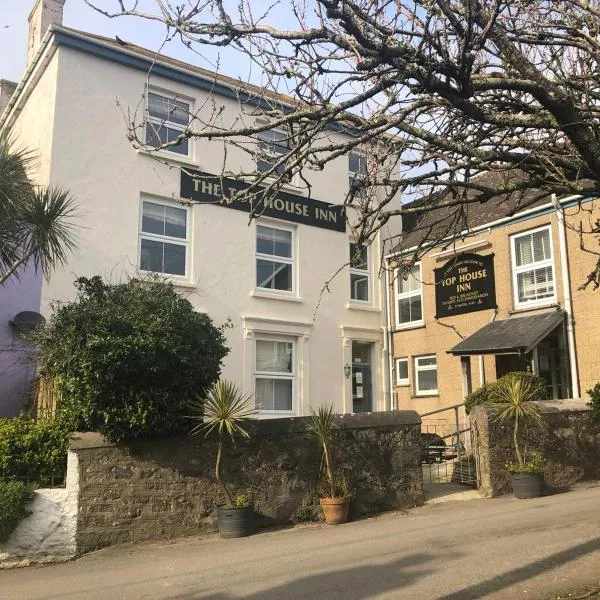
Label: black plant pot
xmin=511 ymin=473 xmax=544 ymax=499
xmin=217 ymin=506 xmax=255 ymax=538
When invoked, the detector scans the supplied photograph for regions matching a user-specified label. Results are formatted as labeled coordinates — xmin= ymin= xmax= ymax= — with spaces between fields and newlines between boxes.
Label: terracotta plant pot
xmin=510 ymin=473 xmax=544 ymax=499
xmin=320 ymin=497 xmax=351 ymax=525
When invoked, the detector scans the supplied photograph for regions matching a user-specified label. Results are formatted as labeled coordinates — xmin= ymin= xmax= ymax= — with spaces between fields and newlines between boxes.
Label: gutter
xmin=383 ymin=263 xmax=395 ymax=409
xmin=552 ymin=193 xmax=580 ymax=398
xmin=0 ymin=27 xmax=57 ymax=132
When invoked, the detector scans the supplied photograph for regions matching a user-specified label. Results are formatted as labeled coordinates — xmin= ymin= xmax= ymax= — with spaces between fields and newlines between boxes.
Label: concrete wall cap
xmin=68 ymin=432 xmax=116 ymax=450
xmin=67 ymin=411 xmax=421 ymax=448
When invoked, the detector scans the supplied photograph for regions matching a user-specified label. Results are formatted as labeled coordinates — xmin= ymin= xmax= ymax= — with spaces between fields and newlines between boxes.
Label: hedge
xmin=0 ymin=415 xmax=69 ymax=483
xmin=0 ymin=481 xmax=32 ymax=543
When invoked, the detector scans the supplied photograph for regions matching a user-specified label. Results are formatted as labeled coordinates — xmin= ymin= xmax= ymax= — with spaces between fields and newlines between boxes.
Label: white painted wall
xmin=6 ymin=36 xmax=391 ymax=416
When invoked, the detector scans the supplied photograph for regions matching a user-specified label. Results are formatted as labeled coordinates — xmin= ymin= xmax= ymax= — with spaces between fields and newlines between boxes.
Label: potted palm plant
xmin=189 ymin=380 xmax=256 ymax=538
xmin=309 ymin=404 xmax=351 ymax=525
xmin=490 ymin=373 xmax=545 ymax=499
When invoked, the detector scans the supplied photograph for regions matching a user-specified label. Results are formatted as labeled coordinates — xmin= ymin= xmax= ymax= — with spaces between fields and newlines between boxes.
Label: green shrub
xmin=0 ymin=481 xmax=33 ymax=542
xmin=587 ymin=382 xmax=600 ymax=422
xmin=465 ymin=371 xmax=546 ymax=414
xmin=34 ymin=276 xmax=229 ymax=442
xmin=0 ymin=415 xmax=69 ymax=483
xmin=465 ymin=381 xmax=500 ymax=414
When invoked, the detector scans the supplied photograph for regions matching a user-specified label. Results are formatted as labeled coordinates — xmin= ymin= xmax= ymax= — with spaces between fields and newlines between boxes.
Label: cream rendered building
xmin=0 ymin=1 xmax=397 ymax=417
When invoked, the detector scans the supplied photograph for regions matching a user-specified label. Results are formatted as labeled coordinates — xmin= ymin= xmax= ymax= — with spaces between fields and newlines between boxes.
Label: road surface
xmin=1 ymin=483 xmax=599 ymax=599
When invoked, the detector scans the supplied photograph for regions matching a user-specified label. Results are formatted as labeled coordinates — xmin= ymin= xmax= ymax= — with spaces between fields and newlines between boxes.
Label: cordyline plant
xmin=489 ymin=373 xmax=543 ymax=470
xmin=189 ymin=380 xmax=256 ymax=507
xmin=0 ymin=136 xmax=77 ymax=285
xmin=87 ymin=0 xmax=600 ymax=289
xmin=309 ymin=404 xmax=348 ymax=499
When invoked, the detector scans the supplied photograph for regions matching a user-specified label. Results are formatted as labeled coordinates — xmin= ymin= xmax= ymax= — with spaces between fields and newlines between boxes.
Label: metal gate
xmin=420 ymin=403 xmax=479 ymax=487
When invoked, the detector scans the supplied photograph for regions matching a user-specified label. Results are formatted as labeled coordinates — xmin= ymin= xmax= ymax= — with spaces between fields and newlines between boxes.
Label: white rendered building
xmin=0 ymin=1 xmax=397 ymax=417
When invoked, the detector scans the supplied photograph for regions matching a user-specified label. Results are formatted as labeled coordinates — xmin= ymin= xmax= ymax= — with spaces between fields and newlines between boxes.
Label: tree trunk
xmin=0 ymin=249 xmax=34 ymax=285
xmin=216 ymin=435 xmax=234 ymax=507
xmin=514 ymin=414 xmax=523 ymax=468
xmin=322 ymin=440 xmax=336 ymax=498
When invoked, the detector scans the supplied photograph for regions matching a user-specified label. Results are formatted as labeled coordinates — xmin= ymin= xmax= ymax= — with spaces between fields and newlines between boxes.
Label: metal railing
xmin=420 ymin=403 xmax=477 ymax=487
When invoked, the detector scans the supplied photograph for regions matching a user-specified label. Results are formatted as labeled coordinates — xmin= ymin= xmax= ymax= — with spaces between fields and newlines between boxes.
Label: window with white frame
xmin=257 ymin=129 xmax=290 ymax=177
xmin=511 ymin=226 xmax=555 ymax=307
xmin=255 ymin=337 xmax=295 ymax=412
xmin=139 ymin=200 xmax=189 ymax=277
xmin=256 ymin=224 xmax=294 ymax=293
xmin=348 ymin=152 xmax=367 ymax=198
xmin=395 ymin=264 xmax=423 ymax=327
xmin=350 ymin=242 xmax=370 ymax=302
xmin=414 ymin=355 xmax=438 ymax=395
xmin=396 ymin=358 xmax=409 ymax=386
xmin=145 ymin=91 xmax=190 ymax=156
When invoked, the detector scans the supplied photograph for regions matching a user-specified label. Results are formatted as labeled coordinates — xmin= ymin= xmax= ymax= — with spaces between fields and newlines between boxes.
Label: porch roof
xmin=448 ymin=310 xmax=565 ymax=356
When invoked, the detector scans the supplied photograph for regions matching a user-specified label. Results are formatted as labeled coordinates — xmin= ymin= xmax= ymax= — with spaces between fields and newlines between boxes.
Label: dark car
xmin=420 ymin=433 xmax=446 ymax=463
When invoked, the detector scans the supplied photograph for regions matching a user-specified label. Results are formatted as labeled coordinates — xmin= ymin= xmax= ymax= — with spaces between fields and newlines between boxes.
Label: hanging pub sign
xmin=180 ymin=170 xmax=346 ymax=232
xmin=434 ymin=253 xmax=496 ymax=318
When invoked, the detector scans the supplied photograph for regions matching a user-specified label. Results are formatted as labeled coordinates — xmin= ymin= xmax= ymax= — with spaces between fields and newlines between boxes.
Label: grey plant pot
xmin=511 ymin=472 xmax=544 ymax=499
xmin=217 ymin=506 xmax=255 ymax=538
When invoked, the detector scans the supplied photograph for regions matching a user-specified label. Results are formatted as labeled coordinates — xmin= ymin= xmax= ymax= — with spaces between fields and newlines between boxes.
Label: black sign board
xmin=434 ymin=253 xmax=496 ymax=318
xmin=180 ymin=170 xmax=346 ymax=232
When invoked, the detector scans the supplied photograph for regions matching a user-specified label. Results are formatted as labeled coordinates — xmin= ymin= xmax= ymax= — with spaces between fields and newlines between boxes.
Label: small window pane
xmin=140 ymin=239 xmax=185 ymax=276
xmin=397 ymin=359 xmax=409 ymax=382
xmin=162 ymin=243 xmax=186 ymax=276
xmin=257 ymin=226 xmax=292 ymax=258
xmin=142 ymin=202 xmax=165 ymax=236
xmin=518 ymin=266 xmax=554 ymax=303
xmin=164 ymin=206 xmax=187 ymax=239
xmin=256 ymin=340 xmax=293 ymax=373
xmin=350 ymin=243 xmax=368 ymax=270
xmin=145 ymin=123 xmax=189 ymax=155
xmin=349 ymin=153 xmax=366 ymax=176
xmin=397 ymin=266 xmax=421 ymax=294
xmin=257 ymin=260 xmax=292 ymax=291
xmin=351 ymin=273 xmax=369 ymax=301
xmin=398 ymin=295 xmax=422 ymax=324
xmin=255 ymin=378 xmax=293 ymax=411
xmin=417 ymin=356 xmax=437 ymax=368
xmin=417 ymin=369 xmax=438 ymax=392
xmin=140 ymin=238 xmax=163 ymax=273
xmin=148 ymin=93 xmax=189 ymax=125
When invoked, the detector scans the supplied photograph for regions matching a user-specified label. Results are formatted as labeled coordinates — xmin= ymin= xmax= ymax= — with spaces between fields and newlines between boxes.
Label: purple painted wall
xmin=0 ymin=265 xmax=43 ymax=417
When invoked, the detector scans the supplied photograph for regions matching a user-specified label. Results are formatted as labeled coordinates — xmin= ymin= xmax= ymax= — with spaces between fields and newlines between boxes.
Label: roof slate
xmin=398 ymin=171 xmax=553 ymax=252
xmin=449 ymin=310 xmax=565 ymax=355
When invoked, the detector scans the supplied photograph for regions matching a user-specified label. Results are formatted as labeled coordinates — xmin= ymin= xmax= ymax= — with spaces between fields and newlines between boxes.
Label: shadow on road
xmin=164 ymin=536 xmax=600 ymax=600
xmin=436 ymin=536 xmax=600 ymax=600
xmin=166 ymin=552 xmax=438 ymax=599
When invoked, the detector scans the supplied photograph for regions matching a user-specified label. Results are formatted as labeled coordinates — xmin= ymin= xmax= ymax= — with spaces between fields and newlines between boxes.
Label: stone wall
xmin=471 ymin=400 xmax=600 ymax=496
xmin=69 ymin=411 xmax=423 ymax=554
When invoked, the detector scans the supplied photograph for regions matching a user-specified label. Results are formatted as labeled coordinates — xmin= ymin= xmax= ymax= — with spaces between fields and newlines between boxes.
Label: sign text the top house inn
xmin=180 ymin=170 xmax=346 ymax=232
xmin=434 ymin=253 xmax=497 ymax=318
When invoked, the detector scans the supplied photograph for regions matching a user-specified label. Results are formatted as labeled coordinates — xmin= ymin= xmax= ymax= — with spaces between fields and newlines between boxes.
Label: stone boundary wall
xmin=471 ymin=400 xmax=600 ymax=496
xmin=69 ymin=411 xmax=423 ymax=554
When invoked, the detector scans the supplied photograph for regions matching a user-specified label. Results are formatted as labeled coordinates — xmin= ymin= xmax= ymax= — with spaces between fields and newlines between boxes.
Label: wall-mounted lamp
xmin=344 ymin=363 xmax=352 ymax=378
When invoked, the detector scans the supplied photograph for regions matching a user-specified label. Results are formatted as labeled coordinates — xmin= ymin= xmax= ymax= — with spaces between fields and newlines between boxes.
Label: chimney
xmin=27 ymin=0 xmax=65 ymax=68
xmin=0 ymin=80 xmax=18 ymax=117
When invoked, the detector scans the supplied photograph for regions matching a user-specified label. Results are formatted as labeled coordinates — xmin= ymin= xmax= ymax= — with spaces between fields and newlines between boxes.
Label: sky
xmin=0 ymin=1 xmax=283 ymax=85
